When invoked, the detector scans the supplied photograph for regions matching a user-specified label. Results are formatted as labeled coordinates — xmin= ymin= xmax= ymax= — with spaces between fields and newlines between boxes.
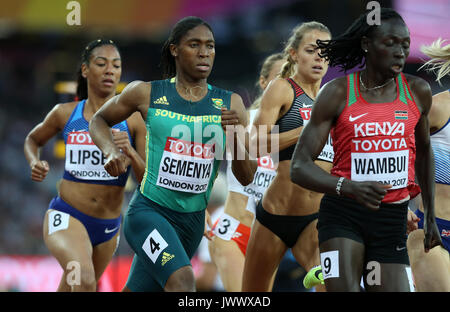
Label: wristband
xmin=336 ymin=177 xmax=345 ymax=196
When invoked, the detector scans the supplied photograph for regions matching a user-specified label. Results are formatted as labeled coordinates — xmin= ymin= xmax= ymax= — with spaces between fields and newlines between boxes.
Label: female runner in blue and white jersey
xmin=24 ymin=39 xmax=146 ymax=291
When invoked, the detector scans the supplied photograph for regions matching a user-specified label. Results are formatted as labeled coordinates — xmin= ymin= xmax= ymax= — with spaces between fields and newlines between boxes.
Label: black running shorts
xmin=317 ymin=193 xmax=409 ymax=265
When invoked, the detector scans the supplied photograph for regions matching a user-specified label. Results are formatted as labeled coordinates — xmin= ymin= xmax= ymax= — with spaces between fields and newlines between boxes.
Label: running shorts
xmin=317 ymin=193 xmax=409 ymax=264
xmin=124 ymin=189 xmax=205 ymax=291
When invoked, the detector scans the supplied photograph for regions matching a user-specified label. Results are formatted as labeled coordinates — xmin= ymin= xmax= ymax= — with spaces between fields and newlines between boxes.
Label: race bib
xmin=48 ymin=210 xmax=70 ymax=235
xmin=65 ymin=131 xmax=117 ymax=181
xmin=142 ymin=229 xmax=168 ymax=264
xmin=242 ymin=156 xmax=276 ymax=200
xmin=301 ymin=108 xmax=334 ymax=163
xmin=212 ymin=213 xmax=240 ymax=241
xmin=157 ymin=137 xmax=215 ymax=193
xmin=318 ymin=135 xmax=334 ymax=163
xmin=351 ymin=135 xmax=409 ymax=189
xmin=320 ymin=250 xmax=339 ymax=279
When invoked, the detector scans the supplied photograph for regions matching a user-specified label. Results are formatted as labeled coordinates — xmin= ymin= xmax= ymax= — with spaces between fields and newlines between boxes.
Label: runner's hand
xmin=112 ymin=129 xmax=134 ymax=158
xmin=221 ymin=108 xmax=241 ymax=131
xmin=407 ymin=210 xmax=420 ymax=234
xmin=343 ymin=180 xmax=392 ymax=210
xmin=104 ymin=149 xmax=128 ymax=177
xmin=30 ymin=160 xmax=49 ymax=182
xmin=424 ymin=219 xmax=443 ymax=252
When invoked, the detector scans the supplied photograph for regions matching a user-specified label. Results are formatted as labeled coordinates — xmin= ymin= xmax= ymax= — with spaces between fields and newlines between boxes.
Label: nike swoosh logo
xmin=105 ymin=227 xmax=118 ymax=234
xmin=302 ymin=104 xmax=312 ymax=108
xmin=396 ymin=246 xmax=406 ymax=251
xmin=314 ymin=269 xmax=322 ymax=280
xmin=349 ymin=113 xmax=368 ymax=122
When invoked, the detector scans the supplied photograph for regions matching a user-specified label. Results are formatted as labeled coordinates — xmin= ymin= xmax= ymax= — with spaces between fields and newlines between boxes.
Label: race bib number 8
xmin=48 ymin=210 xmax=70 ymax=235
xmin=157 ymin=137 xmax=215 ymax=194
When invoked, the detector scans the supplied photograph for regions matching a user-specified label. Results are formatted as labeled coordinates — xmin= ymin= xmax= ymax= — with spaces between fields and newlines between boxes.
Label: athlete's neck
xmin=84 ymin=91 xmax=115 ymax=119
xmin=175 ymin=75 xmax=208 ymax=101
xmin=291 ymin=75 xmax=322 ymax=99
xmin=360 ymin=69 xmax=395 ymax=91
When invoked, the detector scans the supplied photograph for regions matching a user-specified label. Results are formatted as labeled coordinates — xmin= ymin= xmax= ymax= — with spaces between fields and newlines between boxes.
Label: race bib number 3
xmin=65 ymin=131 xmax=117 ymax=181
xmin=213 ymin=214 xmax=240 ymax=241
xmin=351 ymin=136 xmax=409 ymax=190
xmin=157 ymin=137 xmax=215 ymax=194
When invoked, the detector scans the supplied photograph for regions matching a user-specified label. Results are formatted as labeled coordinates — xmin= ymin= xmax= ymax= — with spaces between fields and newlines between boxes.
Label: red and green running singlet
xmin=331 ymin=71 xmax=421 ymax=203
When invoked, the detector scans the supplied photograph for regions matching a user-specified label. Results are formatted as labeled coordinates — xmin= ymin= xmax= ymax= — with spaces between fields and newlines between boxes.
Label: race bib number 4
xmin=142 ymin=229 xmax=168 ymax=264
xmin=65 ymin=131 xmax=117 ymax=181
xmin=157 ymin=137 xmax=215 ymax=193
xmin=351 ymin=135 xmax=409 ymax=189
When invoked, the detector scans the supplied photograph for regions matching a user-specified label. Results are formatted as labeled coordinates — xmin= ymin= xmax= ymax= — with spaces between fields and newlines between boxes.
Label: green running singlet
xmin=140 ymin=78 xmax=231 ymax=212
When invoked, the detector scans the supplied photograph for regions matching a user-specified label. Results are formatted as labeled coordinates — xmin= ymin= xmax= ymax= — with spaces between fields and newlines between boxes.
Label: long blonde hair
xmin=420 ymin=38 xmax=450 ymax=83
xmin=280 ymin=21 xmax=330 ymax=78
xmin=250 ymin=53 xmax=285 ymax=110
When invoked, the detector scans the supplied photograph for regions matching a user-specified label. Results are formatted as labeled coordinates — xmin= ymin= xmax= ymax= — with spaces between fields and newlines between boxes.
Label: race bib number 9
xmin=65 ymin=131 xmax=117 ymax=181
xmin=351 ymin=135 xmax=409 ymax=189
xmin=157 ymin=137 xmax=215 ymax=193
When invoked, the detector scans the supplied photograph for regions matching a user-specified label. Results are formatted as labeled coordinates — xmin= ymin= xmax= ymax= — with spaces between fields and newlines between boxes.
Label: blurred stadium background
xmin=0 ymin=0 xmax=449 ymax=291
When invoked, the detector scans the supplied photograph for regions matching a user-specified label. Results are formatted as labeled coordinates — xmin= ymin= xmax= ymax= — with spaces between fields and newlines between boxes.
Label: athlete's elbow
xmin=232 ymin=161 xmax=255 ymax=186
xmin=290 ymin=160 xmax=305 ymax=187
xmin=239 ymin=176 xmax=253 ymax=186
xmin=236 ymin=170 xmax=254 ymax=186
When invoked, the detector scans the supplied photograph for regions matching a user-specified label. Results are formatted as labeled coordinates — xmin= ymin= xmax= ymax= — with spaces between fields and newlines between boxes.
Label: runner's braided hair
xmin=317 ymin=8 xmax=405 ymax=72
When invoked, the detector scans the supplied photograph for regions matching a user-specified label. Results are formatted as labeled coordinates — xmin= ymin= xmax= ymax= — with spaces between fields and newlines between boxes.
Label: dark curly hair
xmin=317 ymin=8 xmax=405 ymax=72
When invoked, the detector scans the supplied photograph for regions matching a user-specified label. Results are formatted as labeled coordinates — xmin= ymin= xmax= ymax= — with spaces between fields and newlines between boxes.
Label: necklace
xmin=176 ymin=80 xmax=207 ymax=101
xmin=359 ymin=73 xmax=394 ymax=91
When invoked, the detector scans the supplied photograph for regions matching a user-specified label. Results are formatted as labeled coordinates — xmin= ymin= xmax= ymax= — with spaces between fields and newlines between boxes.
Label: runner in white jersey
xmin=208 ymin=53 xmax=283 ymax=291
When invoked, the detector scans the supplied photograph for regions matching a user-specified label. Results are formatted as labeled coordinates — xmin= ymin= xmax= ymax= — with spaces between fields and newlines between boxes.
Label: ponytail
xmin=420 ymin=38 xmax=450 ymax=83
